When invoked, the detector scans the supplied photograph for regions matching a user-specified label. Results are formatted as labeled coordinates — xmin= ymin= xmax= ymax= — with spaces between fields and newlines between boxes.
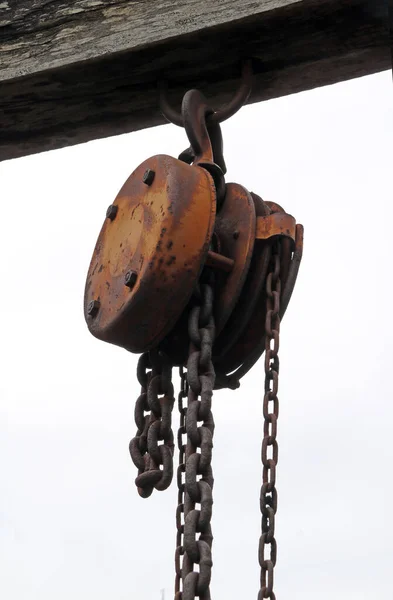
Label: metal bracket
xmin=255 ymin=213 xmax=297 ymax=243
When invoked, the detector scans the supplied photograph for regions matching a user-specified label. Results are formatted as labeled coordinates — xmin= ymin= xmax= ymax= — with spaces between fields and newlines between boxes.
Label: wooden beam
xmin=0 ymin=0 xmax=390 ymax=161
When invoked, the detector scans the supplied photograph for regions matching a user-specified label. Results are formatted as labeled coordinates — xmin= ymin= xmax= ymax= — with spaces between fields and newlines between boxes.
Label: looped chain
xmin=129 ymin=350 xmax=175 ymax=498
xmin=259 ymin=244 xmax=281 ymax=600
xmin=175 ymin=283 xmax=216 ymax=600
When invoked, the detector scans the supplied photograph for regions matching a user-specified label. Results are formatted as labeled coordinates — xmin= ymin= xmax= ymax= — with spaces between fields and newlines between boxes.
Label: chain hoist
xmin=84 ymin=61 xmax=303 ymax=599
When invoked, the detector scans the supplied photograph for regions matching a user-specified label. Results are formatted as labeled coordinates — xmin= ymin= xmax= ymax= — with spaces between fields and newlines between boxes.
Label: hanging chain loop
xmin=259 ymin=244 xmax=281 ymax=600
xmin=175 ymin=282 xmax=216 ymax=600
xmin=129 ymin=350 xmax=175 ymax=498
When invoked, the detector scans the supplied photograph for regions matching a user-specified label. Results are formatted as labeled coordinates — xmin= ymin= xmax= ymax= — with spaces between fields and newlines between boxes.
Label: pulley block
xmin=84 ymin=87 xmax=303 ymax=387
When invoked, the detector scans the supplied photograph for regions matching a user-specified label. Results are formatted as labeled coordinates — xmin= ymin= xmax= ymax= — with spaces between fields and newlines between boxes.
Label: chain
xmin=175 ymin=282 xmax=215 ymax=600
xmin=259 ymin=244 xmax=281 ymax=600
xmin=129 ymin=244 xmax=283 ymax=598
xmin=175 ymin=367 xmax=187 ymax=596
xmin=129 ymin=350 xmax=175 ymax=497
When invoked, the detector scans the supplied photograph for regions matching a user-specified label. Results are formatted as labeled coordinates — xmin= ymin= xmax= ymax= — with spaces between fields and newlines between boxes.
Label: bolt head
xmin=142 ymin=169 xmax=155 ymax=186
xmin=124 ymin=270 xmax=138 ymax=289
xmin=87 ymin=299 xmax=100 ymax=317
xmin=106 ymin=204 xmax=118 ymax=221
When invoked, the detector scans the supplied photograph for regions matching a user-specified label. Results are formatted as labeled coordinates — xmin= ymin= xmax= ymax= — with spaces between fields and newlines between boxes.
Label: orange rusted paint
xmin=214 ymin=196 xmax=299 ymax=377
xmin=255 ymin=212 xmax=296 ymax=243
xmin=212 ymin=182 xmax=256 ymax=336
xmin=84 ymin=154 xmax=216 ymax=353
xmin=213 ymin=191 xmax=269 ymax=362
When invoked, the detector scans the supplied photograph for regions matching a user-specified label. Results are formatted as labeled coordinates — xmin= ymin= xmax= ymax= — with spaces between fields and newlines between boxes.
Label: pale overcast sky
xmin=1 ymin=70 xmax=393 ymax=599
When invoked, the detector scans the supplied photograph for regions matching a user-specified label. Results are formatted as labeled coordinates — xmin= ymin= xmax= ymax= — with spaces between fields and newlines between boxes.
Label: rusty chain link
xmin=175 ymin=282 xmax=215 ymax=600
xmin=259 ymin=244 xmax=281 ymax=600
xmin=129 ymin=350 xmax=175 ymax=498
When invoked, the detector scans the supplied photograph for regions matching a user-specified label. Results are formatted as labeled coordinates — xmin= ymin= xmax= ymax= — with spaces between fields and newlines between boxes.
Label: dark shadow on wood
xmin=0 ymin=0 xmax=390 ymax=161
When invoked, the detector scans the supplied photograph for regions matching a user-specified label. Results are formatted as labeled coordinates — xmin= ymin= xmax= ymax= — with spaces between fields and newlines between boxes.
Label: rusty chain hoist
xmin=84 ymin=61 xmax=303 ymax=599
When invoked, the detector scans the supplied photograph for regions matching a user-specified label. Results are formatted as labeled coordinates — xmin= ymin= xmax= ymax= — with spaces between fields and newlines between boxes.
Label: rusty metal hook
xmin=159 ymin=60 xmax=253 ymax=127
xmin=178 ymin=104 xmax=226 ymax=175
xmin=180 ymin=89 xmax=226 ymax=206
xmin=181 ymin=89 xmax=214 ymax=165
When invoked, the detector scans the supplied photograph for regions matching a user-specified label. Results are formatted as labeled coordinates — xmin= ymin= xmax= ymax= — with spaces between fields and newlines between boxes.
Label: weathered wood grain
xmin=0 ymin=0 xmax=390 ymax=161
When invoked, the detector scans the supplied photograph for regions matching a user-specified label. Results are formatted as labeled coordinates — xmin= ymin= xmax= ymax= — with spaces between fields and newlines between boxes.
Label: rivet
xmin=233 ymin=230 xmax=240 ymax=240
xmin=106 ymin=204 xmax=118 ymax=221
xmin=87 ymin=299 xmax=100 ymax=317
xmin=124 ymin=270 xmax=138 ymax=289
xmin=143 ymin=169 xmax=155 ymax=186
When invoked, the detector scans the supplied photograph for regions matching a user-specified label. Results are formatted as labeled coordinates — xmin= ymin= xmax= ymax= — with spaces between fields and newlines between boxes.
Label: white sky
xmin=1 ymin=70 xmax=393 ymax=600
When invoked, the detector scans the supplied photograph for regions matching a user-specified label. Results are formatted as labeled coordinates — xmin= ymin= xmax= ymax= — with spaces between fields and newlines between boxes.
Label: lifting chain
xmin=174 ymin=250 xmax=282 ymax=600
xmin=259 ymin=245 xmax=281 ymax=600
xmin=84 ymin=62 xmax=304 ymax=600
xmin=177 ymin=281 xmax=215 ymax=600
xmin=175 ymin=366 xmax=188 ymax=597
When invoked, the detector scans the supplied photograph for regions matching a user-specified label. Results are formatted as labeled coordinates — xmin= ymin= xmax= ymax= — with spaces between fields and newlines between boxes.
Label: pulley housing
xmin=84 ymin=88 xmax=303 ymax=388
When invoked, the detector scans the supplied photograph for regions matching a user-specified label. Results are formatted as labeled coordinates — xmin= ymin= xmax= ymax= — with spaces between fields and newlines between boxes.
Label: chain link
xmin=129 ymin=350 xmax=175 ymax=497
xmin=175 ymin=283 xmax=216 ymax=600
xmin=259 ymin=244 xmax=281 ymax=600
